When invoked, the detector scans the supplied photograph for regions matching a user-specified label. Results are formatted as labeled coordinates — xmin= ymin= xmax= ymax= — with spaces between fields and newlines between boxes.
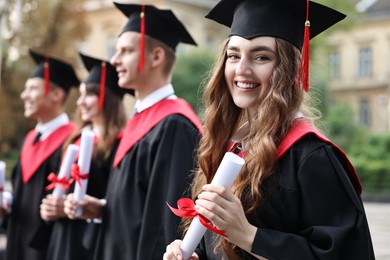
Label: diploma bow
xmin=167 ymin=198 xmax=226 ymax=237
xmin=69 ymin=164 xmax=89 ymax=187
xmin=45 ymin=172 xmax=70 ymax=191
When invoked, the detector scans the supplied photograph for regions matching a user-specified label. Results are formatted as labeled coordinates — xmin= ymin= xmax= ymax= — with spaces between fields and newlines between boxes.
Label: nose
xmin=235 ymin=58 xmax=252 ymax=76
xmin=110 ymin=52 xmax=120 ymax=67
xmin=76 ymin=95 xmax=84 ymax=107
xmin=20 ymin=89 xmax=28 ymax=100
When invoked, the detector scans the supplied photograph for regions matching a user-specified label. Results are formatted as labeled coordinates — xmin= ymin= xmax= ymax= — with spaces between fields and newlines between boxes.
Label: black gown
xmin=96 ymin=114 xmax=202 ymax=260
xmin=196 ymin=134 xmax=375 ymax=259
xmin=45 ymin=137 xmax=121 ymax=260
xmin=4 ymin=124 xmax=75 ymax=260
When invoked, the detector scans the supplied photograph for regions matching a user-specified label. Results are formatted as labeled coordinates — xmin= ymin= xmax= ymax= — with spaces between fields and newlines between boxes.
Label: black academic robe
xmin=45 ymin=137 xmax=121 ymax=260
xmin=97 ymin=112 xmax=202 ymax=260
xmin=196 ymin=134 xmax=375 ymax=259
xmin=4 ymin=123 xmax=75 ymax=260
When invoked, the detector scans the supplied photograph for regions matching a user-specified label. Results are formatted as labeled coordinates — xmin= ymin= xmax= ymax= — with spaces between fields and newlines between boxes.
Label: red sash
xmin=21 ymin=123 xmax=76 ymax=183
xmin=113 ymin=98 xmax=203 ymax=168
xmin=277 ymin=120 xmax=362 ymax=193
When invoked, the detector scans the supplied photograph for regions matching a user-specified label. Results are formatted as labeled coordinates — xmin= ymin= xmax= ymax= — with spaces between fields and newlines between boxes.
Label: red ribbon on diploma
xmin=45 ymin=172 xmax=70 ymax=191
xmin=69 ymin=164 xmax=89 ymax=187
xmin=167 ymin=198 xmax=226 ymax=237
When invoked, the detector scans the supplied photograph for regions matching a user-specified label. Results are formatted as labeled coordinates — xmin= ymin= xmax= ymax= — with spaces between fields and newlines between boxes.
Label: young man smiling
xmin=1 ymin=49 xmax=79 ymax=260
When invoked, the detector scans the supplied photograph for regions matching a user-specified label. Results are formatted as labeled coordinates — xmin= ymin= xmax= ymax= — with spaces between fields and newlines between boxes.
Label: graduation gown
xmin=45 ymin=135 xmax=122 ymax=260
xmin=196 ymin=124 xmax=375 ymax=259
xmin=97 ymin=99 xmax=202 ymax=260
xmin=4 ymin=123 xmax=75 ymax=260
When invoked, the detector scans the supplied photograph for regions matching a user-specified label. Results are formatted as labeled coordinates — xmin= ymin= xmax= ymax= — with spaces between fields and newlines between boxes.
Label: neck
xmin=136 ymin=71 xmax=170 ymax=101
xmin=37 ymin=110 xmax=64 ymax=124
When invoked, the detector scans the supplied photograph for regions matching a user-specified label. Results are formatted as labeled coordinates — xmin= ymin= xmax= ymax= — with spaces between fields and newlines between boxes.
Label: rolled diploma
xmin=0 ymin=161 xmax=5 ymax=206
xmin=52 ymin=144 xmax=79 ymax=197
xmin=180 ymin=152 xmax=245 ymax=260
xmin=74 ymin=130 xmax=94 ymax=217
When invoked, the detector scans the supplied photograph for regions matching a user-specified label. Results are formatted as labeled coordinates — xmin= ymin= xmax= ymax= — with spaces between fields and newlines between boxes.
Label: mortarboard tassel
xmin=44 ymin=55 xmax=50 ymax=96
xmin=139 ymin=5 xmax=145 ymax=72
xmin=299 ymin=0 xmax=310 ymax=92
xmin=98 ymin=61 xmax=106 ymax=110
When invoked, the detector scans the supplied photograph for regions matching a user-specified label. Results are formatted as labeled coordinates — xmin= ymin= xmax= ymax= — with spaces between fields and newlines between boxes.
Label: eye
xmin=227 ymin=53 xmax=240 ymax=60
xmin=255 ymin=55 xmax=269 ymax=62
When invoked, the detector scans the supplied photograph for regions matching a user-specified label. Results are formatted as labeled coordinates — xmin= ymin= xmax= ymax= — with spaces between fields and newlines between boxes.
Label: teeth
xmin=236 ymin=82 xmax=258 ymax=89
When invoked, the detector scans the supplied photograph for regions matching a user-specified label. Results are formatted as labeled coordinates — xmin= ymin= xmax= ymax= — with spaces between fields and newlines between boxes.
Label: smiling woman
xmin=224 ymin=36 xmax=277 ymax=119
xmin=163 ymin=0 xmax=375 ymax=259
xmin=38 ymin=53 xmax=132 ymax=260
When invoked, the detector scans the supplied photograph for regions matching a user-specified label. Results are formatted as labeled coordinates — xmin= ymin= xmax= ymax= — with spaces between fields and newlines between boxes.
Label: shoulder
xmin=282 ymin=133 xmax=341 ymax=163
xmin=158 ymin=113 xmax=201 ymax=132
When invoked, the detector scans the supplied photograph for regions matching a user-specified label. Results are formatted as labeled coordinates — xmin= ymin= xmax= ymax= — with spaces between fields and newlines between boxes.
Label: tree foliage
xmin=0 ymin=0 xmax=87 ymax=150
xmin=172 ymin=48 xmax=214 ymax=116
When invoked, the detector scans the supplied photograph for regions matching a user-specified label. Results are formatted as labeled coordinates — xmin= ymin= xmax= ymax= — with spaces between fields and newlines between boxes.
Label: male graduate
xmin=0 ymin=49 xmax=79 ymax=260
xmin=64 ymin=3 xmax=203 ymax=260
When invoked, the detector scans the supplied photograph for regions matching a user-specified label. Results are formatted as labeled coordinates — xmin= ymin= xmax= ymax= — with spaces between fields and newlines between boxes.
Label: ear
xmin=150 ymin=47 xmax=165 ymax=68
xmin=49 ymin=87 xmax=65 ymax=103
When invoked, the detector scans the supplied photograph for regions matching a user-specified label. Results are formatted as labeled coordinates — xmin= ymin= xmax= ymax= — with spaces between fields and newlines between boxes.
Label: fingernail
xmin=177 ymin=255 xmax=182 ymax=260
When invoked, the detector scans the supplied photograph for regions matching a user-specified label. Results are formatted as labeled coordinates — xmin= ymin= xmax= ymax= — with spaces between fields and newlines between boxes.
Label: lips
xmin=117 ymin=68 xmax=126 ymax=77
xmin=236 ymin=81 xmax=259 ymax=89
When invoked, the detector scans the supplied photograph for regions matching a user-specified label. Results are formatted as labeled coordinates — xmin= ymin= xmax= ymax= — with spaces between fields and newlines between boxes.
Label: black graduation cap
xmin=206 ymin=0 xmax=346 ymax=92
xmin=206 ymin=0 xmax=346 ymax=50
xmin=113 ymin=2 xmax=197 ymax=51
xmin=79 ymin=53 xmax=134 ymax=109
xmin=29 ymin=49 xmax=80 ymax=95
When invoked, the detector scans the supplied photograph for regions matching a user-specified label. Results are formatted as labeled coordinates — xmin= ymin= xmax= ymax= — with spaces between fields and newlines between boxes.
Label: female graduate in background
xmin=164 ymin=0 xmax=375 ymax=259
xmin=39 ymin=53 xmax=132 ymax=260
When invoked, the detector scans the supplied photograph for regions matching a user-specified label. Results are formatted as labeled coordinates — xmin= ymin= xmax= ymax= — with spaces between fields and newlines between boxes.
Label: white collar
xmin=134 ymin=83 xmax=176 ymax=114
xmin=35 ymin=113 xmax=69 ymax=141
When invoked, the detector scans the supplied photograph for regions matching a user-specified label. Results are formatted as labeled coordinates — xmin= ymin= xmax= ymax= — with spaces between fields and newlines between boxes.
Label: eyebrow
xmin=227 ymin=45 xmax=275 ymax=54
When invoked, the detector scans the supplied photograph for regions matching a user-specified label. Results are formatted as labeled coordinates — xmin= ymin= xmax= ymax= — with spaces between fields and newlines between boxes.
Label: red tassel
xmin=139 ymin=5 xmax=145 ymax=72
xmin=99 ymin=61 xmax=106 ymax=110
xmin=299 ymin=0 xmax=310 ymax=92
xmin=44 ymin=55 xmax=50 ymax=96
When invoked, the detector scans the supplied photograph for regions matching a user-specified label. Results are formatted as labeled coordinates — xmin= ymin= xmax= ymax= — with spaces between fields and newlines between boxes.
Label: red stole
xmin=21 ymin=123 xmax=76 ymax=183
xmin=113 ymin=98 xmax=203 ymax=168
xmin=277 ymin=119 xmax=362 ymax=193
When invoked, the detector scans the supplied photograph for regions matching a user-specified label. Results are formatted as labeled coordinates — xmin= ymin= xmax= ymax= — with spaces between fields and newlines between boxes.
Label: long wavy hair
xmin=64 ymin=83 xmax=127 ymax=163
xmin=184 ymin=37 xmax=316 ymax=258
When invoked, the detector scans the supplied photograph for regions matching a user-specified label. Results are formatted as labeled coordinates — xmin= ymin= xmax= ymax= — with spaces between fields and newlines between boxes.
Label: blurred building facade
xmin=326 ymin=0 xmax=390 ymax=134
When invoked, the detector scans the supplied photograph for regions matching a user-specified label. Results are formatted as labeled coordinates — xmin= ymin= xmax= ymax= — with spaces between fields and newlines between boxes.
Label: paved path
xmin=364 ymin=202 xmax=390 ymax=259
xmin=0 ymin=202 xmax=388 ymax=259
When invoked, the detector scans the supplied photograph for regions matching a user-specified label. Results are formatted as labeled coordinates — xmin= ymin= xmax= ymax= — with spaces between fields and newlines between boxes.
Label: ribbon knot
xmin=69 ymin=164 xmax=89 ymax=187
xmin=45 ymin=172 xmax=70 ymax=191
xmin=167 ymin=198 xmax=226 ymax=237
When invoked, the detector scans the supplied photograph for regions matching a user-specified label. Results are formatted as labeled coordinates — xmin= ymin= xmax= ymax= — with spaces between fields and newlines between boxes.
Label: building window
xmin=359 ymin=98 xmax=371 ymax=126
xmin=329 ymin=50 xmax=341 ymax=80
xmin=358 ymin=47 xmax=372 ymax=77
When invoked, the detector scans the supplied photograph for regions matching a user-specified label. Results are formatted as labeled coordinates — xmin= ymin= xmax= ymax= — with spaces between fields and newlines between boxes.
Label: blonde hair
xmin=185 ymin=37 xmax=315 ymax=258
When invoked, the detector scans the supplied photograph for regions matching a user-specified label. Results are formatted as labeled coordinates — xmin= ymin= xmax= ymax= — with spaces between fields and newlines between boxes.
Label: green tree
xmin=0 ymin=0 xmax=87 ymax=176
xmin=172 ymin=48 xmax=214 ymax=115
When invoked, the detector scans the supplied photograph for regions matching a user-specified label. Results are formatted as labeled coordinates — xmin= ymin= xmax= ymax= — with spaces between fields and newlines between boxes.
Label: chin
xmin=24 ymin=111 xmax=35 ymax=119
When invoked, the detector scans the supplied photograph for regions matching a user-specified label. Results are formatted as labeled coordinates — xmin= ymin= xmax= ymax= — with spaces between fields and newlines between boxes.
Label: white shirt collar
xmin=35 ymin=113 xmax=69 ymax=141
xmin=134 ymin=83 xmax=176 ymax=114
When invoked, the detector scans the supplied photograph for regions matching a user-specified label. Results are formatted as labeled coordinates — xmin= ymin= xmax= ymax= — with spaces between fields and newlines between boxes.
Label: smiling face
xmin=224 ymin=36 xmax=277 ymax=119
xmin=110 ymin=31 xmax=143 ymax=90
xmin=20 ymin=77 xmax=52 ymax=121
xmin=76 ymin=83 xmax=102 ymax=124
